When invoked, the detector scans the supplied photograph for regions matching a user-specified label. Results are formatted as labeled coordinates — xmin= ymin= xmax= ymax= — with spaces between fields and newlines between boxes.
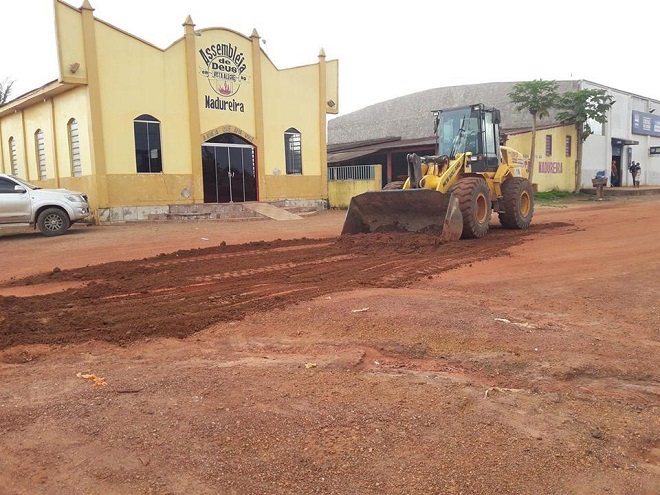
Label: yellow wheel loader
xmin=341 ymin=103 xmax=534 ymax=241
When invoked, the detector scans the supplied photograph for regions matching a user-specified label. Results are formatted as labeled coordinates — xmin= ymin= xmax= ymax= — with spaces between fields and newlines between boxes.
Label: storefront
xmin=505 ymin=123 xmax=577 ymax=192
xmin=0 ymin=0 xmax=339 ymax=222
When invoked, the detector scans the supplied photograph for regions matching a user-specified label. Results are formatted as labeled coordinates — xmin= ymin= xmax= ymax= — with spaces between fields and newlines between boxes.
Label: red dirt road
xmin=1 ymin=197 xmax=659 ymax=494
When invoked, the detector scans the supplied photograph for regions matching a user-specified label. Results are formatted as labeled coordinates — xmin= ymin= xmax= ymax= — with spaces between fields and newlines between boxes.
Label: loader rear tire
xmin=499 ymin=178 xmax=534 ymax=229
xmin=452 ymin=178 xmax=491 ymax=239
xmin=383 ymin=181 xmax=405 ymax=190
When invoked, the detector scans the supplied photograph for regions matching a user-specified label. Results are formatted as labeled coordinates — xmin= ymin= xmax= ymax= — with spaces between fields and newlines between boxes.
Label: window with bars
xmin=545 ymin=135 xmax=552 ymax=156
xmin=134 ymin=114 xmax=162 ymax=173
xmin=68 ymin=118 xmax=82 ymax=177
xmin=35 ymin=129 xmax=47 ymax=180
xmin=284 ymin=128 xmax=302 ymax=175
xmin=9 ymin=137 xmax=19 ymax=176
xmin=565 ymin=135 xmax=572 ymax=157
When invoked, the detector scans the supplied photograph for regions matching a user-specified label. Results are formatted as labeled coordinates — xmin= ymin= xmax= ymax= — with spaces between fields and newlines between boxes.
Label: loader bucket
xmin=341 ymin=189 xmax=463 ymax=241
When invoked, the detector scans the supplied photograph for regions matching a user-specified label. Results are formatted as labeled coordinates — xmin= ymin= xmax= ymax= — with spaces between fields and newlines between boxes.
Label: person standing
xmin=628 ymin=161 xmax=635 ymax=185
xmin=632 ymin=161 xmax=642 ymax=187
xmin=610 ymin=159 xmax=618 ymax=187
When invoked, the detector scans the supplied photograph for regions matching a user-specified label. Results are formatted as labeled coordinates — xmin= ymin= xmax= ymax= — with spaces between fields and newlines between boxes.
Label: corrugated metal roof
xmin=328 ymin=136 xmax=435 ymax=164
xmin=328 ymin=146 xmax=385 ymax=163
xmin=327 ymin=81 xmax=579 ymax=145
xmin=328 ymin=136 xmax=401 ymax=153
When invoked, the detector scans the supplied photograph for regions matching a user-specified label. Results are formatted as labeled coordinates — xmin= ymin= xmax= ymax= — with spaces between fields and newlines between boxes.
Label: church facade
xmin=0 ymin=0 xmax=339 ymax=222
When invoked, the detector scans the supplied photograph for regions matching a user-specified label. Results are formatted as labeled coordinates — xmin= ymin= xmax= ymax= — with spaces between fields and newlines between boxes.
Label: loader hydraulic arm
xmin=403 ymin=152 xmax=468 ymax=193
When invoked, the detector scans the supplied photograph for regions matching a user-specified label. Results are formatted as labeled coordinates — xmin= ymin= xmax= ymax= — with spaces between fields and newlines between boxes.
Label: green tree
xmin=0 ymin=78 xmax=15 ymax=106
xmin=556 ymin=89 xmax=615 ymax=190
xmin=508 ymin=79 xmax=559 ymax=183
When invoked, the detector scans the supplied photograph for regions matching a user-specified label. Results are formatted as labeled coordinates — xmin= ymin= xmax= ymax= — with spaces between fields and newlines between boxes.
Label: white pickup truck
xmin=0 ymin=173 xmax=91 ymax=236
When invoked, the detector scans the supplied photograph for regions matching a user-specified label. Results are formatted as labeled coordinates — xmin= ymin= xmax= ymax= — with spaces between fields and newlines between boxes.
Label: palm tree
xmin=556 ymin=89 xmax=615 ymax=190
xmin=508 ymin=80 xmax=559 ymax=183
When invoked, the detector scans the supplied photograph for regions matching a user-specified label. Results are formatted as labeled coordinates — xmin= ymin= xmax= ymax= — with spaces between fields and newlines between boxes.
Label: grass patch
xmin=535 ymin=190 xmax=578 ymax=200
xmin=534 ymin=189 xmax=588 ymax=206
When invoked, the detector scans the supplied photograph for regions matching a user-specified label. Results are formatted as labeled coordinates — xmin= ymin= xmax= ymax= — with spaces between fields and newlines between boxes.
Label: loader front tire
xmin=452 ymin=178 xmax=491 ymax=239
xmin=499 ymin=178 xmax=534 ymax=229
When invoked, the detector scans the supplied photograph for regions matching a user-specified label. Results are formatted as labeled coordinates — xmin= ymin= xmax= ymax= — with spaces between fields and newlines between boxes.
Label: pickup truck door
xmin=0 ymin=177 xmax=32 ymax=223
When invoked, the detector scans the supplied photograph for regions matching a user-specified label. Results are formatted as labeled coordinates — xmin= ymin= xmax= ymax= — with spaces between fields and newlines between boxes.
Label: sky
xmin=2 ymin=0 xmax=659 ymax=118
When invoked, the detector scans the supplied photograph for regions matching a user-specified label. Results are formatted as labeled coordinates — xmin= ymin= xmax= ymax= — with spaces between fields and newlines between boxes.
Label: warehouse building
xmin=328 ymin=81 xmax=660 ymax=191
xmin=0 ymin=0 xmax=338 ymax=222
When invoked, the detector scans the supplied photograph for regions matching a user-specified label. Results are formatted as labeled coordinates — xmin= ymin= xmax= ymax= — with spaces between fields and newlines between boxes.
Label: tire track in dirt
xmin=143 ymin=241 xmax=335 ymax=269
xmin=102 ymin=254 xmax=359 ymax=300
xmin=0 ymin=228 xmax=541 ymax=349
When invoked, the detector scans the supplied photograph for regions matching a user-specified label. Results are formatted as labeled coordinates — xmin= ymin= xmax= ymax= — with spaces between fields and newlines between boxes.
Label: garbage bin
xmin=591 ymin=177 xmax=608 ymax=199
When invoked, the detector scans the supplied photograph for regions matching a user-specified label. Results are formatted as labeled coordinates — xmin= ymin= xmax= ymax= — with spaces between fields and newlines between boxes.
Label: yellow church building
xmin=0 ymin=0 xmax=339 ymax=222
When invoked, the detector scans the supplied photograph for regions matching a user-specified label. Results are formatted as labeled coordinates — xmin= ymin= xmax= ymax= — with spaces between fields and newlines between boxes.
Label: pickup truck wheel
xmin=37 ymin=208 xmax=70 ymax=236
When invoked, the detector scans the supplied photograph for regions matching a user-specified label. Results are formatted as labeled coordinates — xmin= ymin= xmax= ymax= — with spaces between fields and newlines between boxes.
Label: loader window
xmin=437 ymin=108 xmax=475 ymax=158
xmin=483 ymin=112 xmax=499 ymax=170
xmin=457 ymin=115 xmax=481 ymax=157
xmin=437 ymin=107 xmax=502 ymax=171
xmin=484 ymin=113 xmax=495 ymax=157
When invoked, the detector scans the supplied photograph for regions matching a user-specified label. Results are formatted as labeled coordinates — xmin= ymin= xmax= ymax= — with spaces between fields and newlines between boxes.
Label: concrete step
xmin=580 ymin=186 xmax=660 ymax=196
xmin=243 ymin=203 xmax=303 ymax=220
xmin=283 ymin=206 xmax=320 ymax=215
xmin=294 ymin=210 xmax=319 ymax=217
xmin=145 ymin=201 xmax=320 ymax=222
xmin=148 ymin=212 xmax=267 ymax=222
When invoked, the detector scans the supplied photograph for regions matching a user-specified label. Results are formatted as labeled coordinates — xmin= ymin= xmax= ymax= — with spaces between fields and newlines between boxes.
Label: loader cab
xmin=434 ymin=103 xmax=501 ymax=172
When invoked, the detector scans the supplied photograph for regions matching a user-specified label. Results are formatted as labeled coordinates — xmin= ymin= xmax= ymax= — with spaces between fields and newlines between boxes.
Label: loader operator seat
xmin=465 ymin=130 xmax=480 ymax=156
